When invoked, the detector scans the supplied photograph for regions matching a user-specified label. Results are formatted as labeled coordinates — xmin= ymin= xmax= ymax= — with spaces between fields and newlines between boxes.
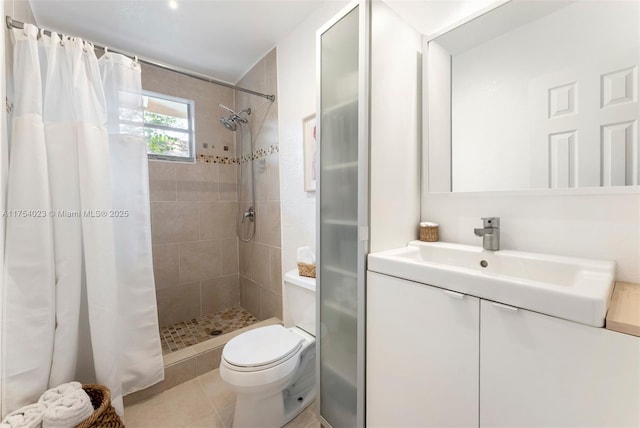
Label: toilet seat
xmin=223 ymin=325 xmax=303 ymax=372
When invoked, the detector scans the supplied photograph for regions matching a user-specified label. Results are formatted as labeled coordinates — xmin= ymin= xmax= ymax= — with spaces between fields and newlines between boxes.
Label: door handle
xmin=443 ymin=289 xmax=465 ymax=300
xmin=491 ymin=302 xmax=519 ymax=312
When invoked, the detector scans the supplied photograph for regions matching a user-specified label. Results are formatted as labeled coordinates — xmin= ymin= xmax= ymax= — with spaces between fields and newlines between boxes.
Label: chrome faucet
xmin=474 ymin=217 xmax=500 ymax=251
xmin=242 ymin=207 xmax=255 ymax=223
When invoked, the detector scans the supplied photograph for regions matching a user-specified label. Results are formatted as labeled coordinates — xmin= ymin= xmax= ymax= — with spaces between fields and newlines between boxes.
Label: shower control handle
xmin=242 ymin=207 xmax=255 ymax=223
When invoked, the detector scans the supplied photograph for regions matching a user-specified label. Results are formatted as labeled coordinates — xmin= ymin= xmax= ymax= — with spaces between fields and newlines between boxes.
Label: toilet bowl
xmin=220 ymin=271 xmax=316 ymax=428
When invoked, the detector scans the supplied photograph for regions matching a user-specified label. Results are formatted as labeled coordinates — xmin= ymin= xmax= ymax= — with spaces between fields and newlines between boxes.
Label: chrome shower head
xmin=220 ymin=116 xmax=238 ymax=131
xmin=219 ymin=104 xmax=252 ymax=132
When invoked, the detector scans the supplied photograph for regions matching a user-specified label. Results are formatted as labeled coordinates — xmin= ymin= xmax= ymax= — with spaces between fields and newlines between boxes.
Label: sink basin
xmin=367 ymin=241 xmax=616 ymax=327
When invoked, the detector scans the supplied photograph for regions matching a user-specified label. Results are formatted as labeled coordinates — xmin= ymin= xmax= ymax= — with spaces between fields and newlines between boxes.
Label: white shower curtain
xmin=1 ymin=24 xmax=163 ymax=416
xmin=98 ymin=52 xmax=164 ymax=397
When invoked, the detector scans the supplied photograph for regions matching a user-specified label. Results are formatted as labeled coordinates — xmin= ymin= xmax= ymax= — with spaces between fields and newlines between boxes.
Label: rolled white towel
xmin=42 ymin=389 xmax=93 ymax=428
xmin=37 ymin=382 xmax=82 ymax=407
xmin=0 ymin=403 xmax=46 ymax=428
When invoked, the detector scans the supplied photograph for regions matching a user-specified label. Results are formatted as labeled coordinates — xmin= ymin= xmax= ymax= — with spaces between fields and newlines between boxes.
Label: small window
xmin=143 ymin=91 xmax=195 ymax=162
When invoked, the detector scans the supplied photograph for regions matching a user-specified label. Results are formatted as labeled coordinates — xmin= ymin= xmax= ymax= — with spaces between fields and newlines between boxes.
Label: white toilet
xmin=220 ymin=270 xmax=316 ymax=428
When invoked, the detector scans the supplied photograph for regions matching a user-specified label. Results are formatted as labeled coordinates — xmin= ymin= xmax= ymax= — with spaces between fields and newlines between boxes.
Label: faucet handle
xmin=481 ymin=217 xmax=500 ymax=228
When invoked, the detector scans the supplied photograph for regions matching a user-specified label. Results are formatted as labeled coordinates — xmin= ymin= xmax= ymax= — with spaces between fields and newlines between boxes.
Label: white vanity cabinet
xmin=480 ymin=299 xmax=640 ymax=427
xmin=367 ymin=271 xmax=640 ymax=427
xmin=367 ymin=272 xmax=480 ymax=427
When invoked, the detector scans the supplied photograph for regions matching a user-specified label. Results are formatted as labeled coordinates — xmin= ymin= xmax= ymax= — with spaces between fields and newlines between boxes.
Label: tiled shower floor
xmin=160 ymin=306 xmax=258 ymax=355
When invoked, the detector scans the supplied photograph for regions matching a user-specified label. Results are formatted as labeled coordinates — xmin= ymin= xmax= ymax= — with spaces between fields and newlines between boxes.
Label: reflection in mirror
xmin=427 ymin=1 xmax=639 ymax=192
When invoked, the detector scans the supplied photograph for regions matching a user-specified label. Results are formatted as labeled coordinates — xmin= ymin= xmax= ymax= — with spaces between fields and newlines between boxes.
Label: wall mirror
xmin=426 ymin=0 xmax=639 ymax=193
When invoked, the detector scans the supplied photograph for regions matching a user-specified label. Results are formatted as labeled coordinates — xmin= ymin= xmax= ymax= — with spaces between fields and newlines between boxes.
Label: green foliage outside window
xmin=144 ymin=112 xmax=187 ymax=155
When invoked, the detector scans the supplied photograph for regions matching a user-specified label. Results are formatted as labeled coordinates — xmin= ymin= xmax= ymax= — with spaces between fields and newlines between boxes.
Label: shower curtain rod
xmin=5 ymin=16 xmax=276 ymax=103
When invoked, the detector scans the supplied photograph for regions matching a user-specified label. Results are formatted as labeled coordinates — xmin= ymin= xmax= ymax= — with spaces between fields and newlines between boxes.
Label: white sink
xmin=367 ymin=241 xmax=616 ymax=327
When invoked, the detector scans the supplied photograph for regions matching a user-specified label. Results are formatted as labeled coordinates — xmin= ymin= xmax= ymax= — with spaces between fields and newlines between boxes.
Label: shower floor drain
xmin=159 ymin=306 xmax=258 ymax=355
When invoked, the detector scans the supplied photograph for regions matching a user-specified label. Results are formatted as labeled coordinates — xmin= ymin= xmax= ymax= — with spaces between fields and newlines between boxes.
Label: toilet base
xmin=230 ymin=339 xmax=316 ymax=428
xmin=233 ymin=383 xmax=316 ymax=428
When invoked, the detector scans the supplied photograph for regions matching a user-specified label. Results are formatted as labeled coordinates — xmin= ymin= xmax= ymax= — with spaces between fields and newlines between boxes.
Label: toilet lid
xmin=223 ymin=325 xmax=303 ymax=369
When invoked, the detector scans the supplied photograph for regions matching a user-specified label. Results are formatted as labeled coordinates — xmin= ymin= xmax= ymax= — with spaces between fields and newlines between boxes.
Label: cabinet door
xmin=480 ymin=300 xmax=640 ymax=427
xmin=367 ymin=272 xmax=480 ymax=427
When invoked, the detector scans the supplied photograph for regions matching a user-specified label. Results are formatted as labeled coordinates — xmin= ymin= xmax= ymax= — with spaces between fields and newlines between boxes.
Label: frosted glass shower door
xmin=317 ymin=3 xmax=367 ymax=428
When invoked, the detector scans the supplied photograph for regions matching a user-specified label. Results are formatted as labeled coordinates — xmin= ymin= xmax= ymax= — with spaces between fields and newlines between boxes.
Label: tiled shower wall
xmin=237 ymin=48 xmax=284 ymax=321
xmin=143 ymin=64 xmax=241 ymax=327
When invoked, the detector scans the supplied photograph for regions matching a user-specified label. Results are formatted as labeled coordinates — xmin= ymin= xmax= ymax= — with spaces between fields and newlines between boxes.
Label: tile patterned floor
xmin=124 ymin=369 xmax=320 ymax=428
xmin=160 ymin=307 xmax=258 ymax=355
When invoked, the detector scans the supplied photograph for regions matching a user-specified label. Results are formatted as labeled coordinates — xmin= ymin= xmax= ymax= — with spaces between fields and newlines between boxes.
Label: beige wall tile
xmin=236 ymin=153 xmax=253 ymax=203
xmin=265 ymin=153 xmax=281 ymax=202
xmin=148 ymin=161 xmax=177 ymax=202
xmin=260 ymin=287 xmax=283 ymax=321
xmin=239 ymin=275 xmax=261 ymax=319
xmin=220 ymin=238 xmax=239 ymax=275
xmin=255 ymin=152 xmax=280 ymax=202
xmin=152 ymin=244 xmax=180 ymax=290
xmin=123 ymin=380 xmax=166 ymax=407
xmin=254 ymin=157 xmax=268 ymax=202
xmin=255 ymin=201 xmax=281 ymax=247
xmin=269 ymin=247 xmax=283 ymax=295
xmin=250 ymin=242 xmax=270 ymax=287
xmin=175 ymin=74 xmax=217 ymax=156
xmin=142 ymin=64 xmax=178 ymax=97
xmin=238 ymin=240 xmax=252 ymax=277
xmin=218 ymin=165 xmax=238 ymax=202
xmin=254 ymin=102 xmax=278 ymax=151
xmin=238 ymin=57 xmax=266 ymax=99
xmin=195 ymin=347 xmax=223 ymax=376
xmin=156 ymin=282 xmax=201 ymax=326
xmin=201 ymin=274 xmax=239 ymax=315
xmin=200 ymin=202 xmax=237 ymax=240
xmin=176 ymin=162 xmax=219 ymax=202
xmin=179 ymin=240 xmax=222 ymax=283
xmin=151 ymin=202 xmax=200 ymax=244
xmin=265 ymin=48 xmax=278 ymax=96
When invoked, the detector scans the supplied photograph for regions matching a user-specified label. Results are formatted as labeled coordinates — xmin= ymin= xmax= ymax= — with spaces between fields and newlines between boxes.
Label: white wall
xmin=423 ymin=189 xmax=640 ymax=283
xmin=277 ymin=0 xmax=349 ymax=285
xmin=370 ymin=0 xmax=422 ymax=252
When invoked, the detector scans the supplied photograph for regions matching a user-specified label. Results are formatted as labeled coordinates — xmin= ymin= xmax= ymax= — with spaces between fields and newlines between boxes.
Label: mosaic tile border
xmin=197 ymin=143 xmax=279 ymax=165
xmin=160 ymin=306 xmax=258 ymax=355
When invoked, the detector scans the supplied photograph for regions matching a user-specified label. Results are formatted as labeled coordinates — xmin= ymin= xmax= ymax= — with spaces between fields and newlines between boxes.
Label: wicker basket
xmin=419 ymin=222 xmax=439 ymax=242
xmin=297 ymin=262 xmax=316 ymax=278
xmin=75 ymin=384 xmax=124 ymax=428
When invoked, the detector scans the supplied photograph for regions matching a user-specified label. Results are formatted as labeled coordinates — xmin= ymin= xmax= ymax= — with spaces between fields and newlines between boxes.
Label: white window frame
xmin=142 ymin=90 xmax=196 ymax=163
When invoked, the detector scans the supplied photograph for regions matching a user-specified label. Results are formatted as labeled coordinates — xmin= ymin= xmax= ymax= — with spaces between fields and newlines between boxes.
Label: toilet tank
xmin=284 ymin=270 xmax=316 ymax=335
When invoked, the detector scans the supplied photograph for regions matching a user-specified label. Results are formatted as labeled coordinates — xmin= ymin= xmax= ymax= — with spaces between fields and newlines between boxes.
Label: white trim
xmin=142 ymin=90 xmax=196 ymax=163
xmin=425 ymin=185 xmax=640 ymax=199
xmin=423 ymin=0 xmax=511 ymax=43
xmin=0 ymin=0 xmax=6 ymax=415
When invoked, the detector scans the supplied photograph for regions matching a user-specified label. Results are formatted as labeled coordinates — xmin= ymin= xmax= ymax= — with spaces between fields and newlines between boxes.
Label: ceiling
xmin=27 ymin=0 xmax=498 ymax=84
xmin=383 ymin=0 xmax=501 ymax=37
xmin=28 ymin=0 xmax=325 ymax=83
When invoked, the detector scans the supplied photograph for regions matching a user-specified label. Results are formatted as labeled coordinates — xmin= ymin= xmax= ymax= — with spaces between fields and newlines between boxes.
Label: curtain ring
xmin=37 ymin=28 xmax=42 ymax=40
xmin=132 ymin=55 xmax=139 ymax=68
